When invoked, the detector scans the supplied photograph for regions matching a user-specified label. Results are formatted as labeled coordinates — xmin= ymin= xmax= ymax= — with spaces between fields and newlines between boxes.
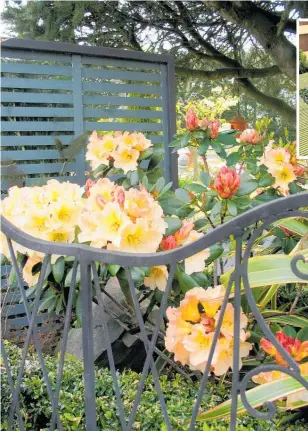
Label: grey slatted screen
xmin=1 ymin=38 xmax=177 ymax=197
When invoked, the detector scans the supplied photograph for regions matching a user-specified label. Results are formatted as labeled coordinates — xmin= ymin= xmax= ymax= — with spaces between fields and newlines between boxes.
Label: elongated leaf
xmin=60 ymin=134 xmax=88 ymax=158
xmin=275 ymin=219 xmax=308 ymax=237
xmin=185 ymin=183 xmax=207 ymax=193
xmin=52 ymin=256 xmax=65 ymax=283
xmin=175 ymin=188 xmax=191 ymax=203
xmin=221 ymin=250 xmax=308 ymax=289
xmin=196 ymin=376 xmax=308 ymax=422
xmin=264 ymin=314 xmax=308 ymax=329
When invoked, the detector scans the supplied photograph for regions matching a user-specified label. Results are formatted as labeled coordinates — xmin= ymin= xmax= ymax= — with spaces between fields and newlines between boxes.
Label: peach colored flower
xmin=86 ymin=131 xmax=116 ymax=169
xmin=113 ymin=146 xmax=139 ymax=173
xmin=186 ymin=108 xmax=199 ymax=131
xmin=260 ymin=147 xmax=291 ymax=173
xmin=144 ymin=265 xmax=168 ymax=291
xmin=183 ymin=324 xmax=217 ymax=369
xmin=214 ymin=337 xmax=252 ymax=376
xmin=174 ymin=220 xmax=195 ymax=244
xmin=271 ymin=163 xmax=296 ymax=191
xmin=238 ymin=129 xmax=260 ymax=144
xmin=214 ymin=303 xmax=248 ymax=340
xmin=182 ymin=230 xmax=210 ymax=275
xmin=96 ymin=202 xmax=131 ymax=246
xmin=23 ymin=254 xmax=42 ymax=286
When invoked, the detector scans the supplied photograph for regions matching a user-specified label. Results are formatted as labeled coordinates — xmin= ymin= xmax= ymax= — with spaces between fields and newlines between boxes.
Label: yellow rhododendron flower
xmin=96 ymin=202 xmax=130 ymax=246
xmin=215 ymin=302 xmax=248 ymax=340
xmin=86 ymin=131 xmax=116 ymax=169
xmin=271 ymin=163 xmax=296 ymax=191
xmin=214 ymin=337 xmax=252 ymax=376
xmin=183 ymin=324 xmax=217 ymax=371
xmin=260 ymin=147 xmax=291 ymax=174
xmin=144 ymin=265 xmax=168 ymax=291
xmin=22 ymin=253 xmax=42 ymax=286
xmin=113 ymin=146 xmax=140 ymax=174
xmin=182 ymin=230 xmax=210 ymax=275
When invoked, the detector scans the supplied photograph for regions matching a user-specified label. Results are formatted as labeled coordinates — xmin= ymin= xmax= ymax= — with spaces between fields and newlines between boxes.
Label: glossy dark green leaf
xmin=227 ymin=200 xmax=237 ymax=216
xmin=164 ymin=217 xmax=182 ymax=236
xmin=236 ymin=180 xmax=258 ymax=196
xmin=175 ymin=188 xmax=191 ymax=203
xmin=198 ymin=138 xmax=210 ymax=155
xmin=226 ymin=152 xmax=241 ymax=166
xmin=297 ymin=327 xmax=308 ymax=341
xmin=282 ymin=326 xmax=297 ymax=339
xmin=185 ymin=183 xmax=207 ymax=193
xmin=52 ymin=256 xmax=65 ymax=284
xmin=258 ymin=174 xmax=275 ymax=187
xmin=211 ymin=200 xmax=222 ymax=217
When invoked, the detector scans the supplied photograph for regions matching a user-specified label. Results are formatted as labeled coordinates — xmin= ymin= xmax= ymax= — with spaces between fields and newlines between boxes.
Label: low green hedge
xmin=1 ymin=341 xmax=307 ymax=430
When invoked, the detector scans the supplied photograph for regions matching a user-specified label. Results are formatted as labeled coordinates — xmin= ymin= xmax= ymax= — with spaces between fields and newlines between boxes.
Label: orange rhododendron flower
xmin=186 ymin=108 xmax=199 ymax=131
xmin=238 ymin=129 xmax=260 ymax=144
xmin=214 ymin=167 xmax=240 ymax=199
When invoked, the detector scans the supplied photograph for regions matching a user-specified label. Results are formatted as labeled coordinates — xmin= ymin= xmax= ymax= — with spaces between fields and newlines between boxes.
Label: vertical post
xmin=72 ymin=54 xmax=86 ymax=186
xmin=160 ymin=61 xmax=178 ymax=188
xmin=230 ymin=235 xmax=242 ymax=431
xmin=80 ymin=260 xmax=97 ymax=431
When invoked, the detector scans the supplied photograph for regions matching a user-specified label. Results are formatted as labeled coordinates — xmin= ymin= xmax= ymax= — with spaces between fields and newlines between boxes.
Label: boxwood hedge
xmin=1 ymin=341 xmax=307 ymax=430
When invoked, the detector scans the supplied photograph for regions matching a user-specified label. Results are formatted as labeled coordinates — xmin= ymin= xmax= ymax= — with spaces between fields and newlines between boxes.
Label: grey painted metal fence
xmin=1 ymin=192 xmax=308 ymax=430
xmin=1 ymin=38 xmax=177 ymax=195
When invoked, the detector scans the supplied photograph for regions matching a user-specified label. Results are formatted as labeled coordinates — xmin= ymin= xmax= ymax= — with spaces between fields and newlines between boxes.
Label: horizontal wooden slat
xmin=83 ymin=94 xmax=162 ymax=107
xmin=1 ymin=149 xmax=70 ymax=161
xmin=3 ymin=314 xmax=49 ymax=328
xmin=25 ymin=175 xmax=78 ymax=186
xmin=81 ymin=56 xmax=161 ymax=71
xmin=84 ymin=107 xmax=162 ymax=120
xmin=4 ymin=162 xmax=77 ymax=175
xmin=83 ymin=81 xmax=161 ymax=95
xmin=2 ymin=121 xmax=75 ymax=132
xmin=81 ymin=67 xmax=160 ymax=82
xmin=2 ymin=303 xmax=31 ymax=316
xmin=2 ymin=78 xmax=73 ymax=90
xmin=1 ymin=265 xmax=11 ymax=276
xmin=1 ymin=91 xmax=73 ymax=104
xmin=84 ymin=122 xmax=162 ymax=132
xmin=2 ymin=48 xmax=71 ymax=62
xmin=1 ymin=107 xmax=74 ymax=118
xmin=1 ymin=135 xmax=75 ymax=146
xmin=146 ymin=135 xmax=163 ymax=144
xmin=1 ymin=293 xmax=22 ymax=304
xmin=1 ymin=62 xmax=73 ymax=76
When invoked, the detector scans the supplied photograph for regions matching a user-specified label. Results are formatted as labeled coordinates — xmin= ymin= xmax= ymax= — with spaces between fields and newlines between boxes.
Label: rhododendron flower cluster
xmin=78 ymin=178 xmax=167 ymax=253
xmin=1 ymin=180 xmax=84 ymax=285
xmin=238 ymin=128 xmax=260 ymax=145
xmin=260 ymin=144 xmax=297 ymax=192
xmin=160 ymin=220 xmax=210 ymax=275
xmin=86 ymin=130 xmax=152 ymax=174
xmin=165 ymin=287 xmax=252 ymax=374
xmin=185 ymin=108 xmax=220 ymax=138
xmin=253 ymin=331 xmax=308 ymax=406
xmin=214 ymin=166 xmax=241 ymax=199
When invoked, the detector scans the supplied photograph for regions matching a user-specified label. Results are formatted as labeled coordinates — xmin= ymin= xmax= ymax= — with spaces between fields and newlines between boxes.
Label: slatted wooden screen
xmin=1 ymin=38 xmax=177 ymax=197
xmin=0 ymin=39 xmax=177 ymax=334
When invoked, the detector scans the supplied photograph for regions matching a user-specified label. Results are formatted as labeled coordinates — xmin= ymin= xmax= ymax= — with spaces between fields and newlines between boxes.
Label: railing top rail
xmin=1 ymin=192 xmax=307 ymax=266
xmin=0 ymin=38 xmax=174 ymax=65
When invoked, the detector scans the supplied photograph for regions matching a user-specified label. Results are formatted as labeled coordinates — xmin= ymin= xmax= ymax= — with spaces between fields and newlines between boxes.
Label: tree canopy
xmin=2 ymin=0 xmax=303 ymax=124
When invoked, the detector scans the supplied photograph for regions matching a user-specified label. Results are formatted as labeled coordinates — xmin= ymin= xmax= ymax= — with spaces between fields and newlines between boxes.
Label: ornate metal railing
xmin=1 ymin=192 xmax=308 ymax=430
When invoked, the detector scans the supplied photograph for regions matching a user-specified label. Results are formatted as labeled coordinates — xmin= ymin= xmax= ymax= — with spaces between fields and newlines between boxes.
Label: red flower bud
xmin=238 ymin=129 xmax=260 ymax=145
xmin=174 ymin=220 xmax=194 ymax=243
xmin=209 ymin=119 xmax=220 ymax=139
xmin=293 ymin=165 xmax=305 ymax=176
xmin=85 ymin=178 xmax=96 ymax=198
xmin=214 ymin=167 xmax=240 ymax=199
xmin=161 ymin=235 xmax=178 ymax=250
xmin=186 ymin=109 xmax=199 ymax=132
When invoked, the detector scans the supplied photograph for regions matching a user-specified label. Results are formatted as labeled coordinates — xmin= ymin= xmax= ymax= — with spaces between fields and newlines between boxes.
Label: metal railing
xmin=1 ymin=192 xmax=308 ymax=430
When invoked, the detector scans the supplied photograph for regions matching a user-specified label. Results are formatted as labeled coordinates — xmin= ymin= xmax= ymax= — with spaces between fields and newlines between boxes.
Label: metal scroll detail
xmin=239 ymin=209 xmax=308 ymax=421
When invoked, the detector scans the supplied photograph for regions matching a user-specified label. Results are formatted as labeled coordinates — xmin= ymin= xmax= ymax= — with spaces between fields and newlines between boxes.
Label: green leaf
xmin=275 ymin=219 xmax=308 ymax=237
xmin=211 ymin=200 xmax=221 ymax=217
xmin=141 ymin=175 xmax=149 ymax=190
xmin=221 ymin=250 xmax=308 ymax=289
xmin=227 ymin=200 xmax=237 ymax=216
xmin=159 ymin=181 xmax=173 ymax=196
xmin=38 ymin=295 xmax=57 ymax=313
xmin=117 ymin=267 xmax=145 ymax=306
xmin=175 ymin=188 xmax=191 ymax=203
xmin=52 ymin=256 xmax=65 ymax=284
xmin=65 ymin=266 xmax=81 ymax=287
xmin=204 ymin=245 xmax=224 ymax=265
xmin=176 ymin=268 xmax=199 ymax=293
xmin=155 ymin=177 xmax=166 ymax=193
xmin=216 ymin=130 xmax=238 ymax=146
xmin=193 ymin=218 xmax=208 ymax=230
xmin=210 ymin=140 xmax=222 ymax=154
xmin=128 ymin=170 xmax=140 ymax=186
xmin=198 ymin=138 xmax=210 ymax=155
xmin=259 ymin=173 xmax=275 ymax=187
xmin=185 ymin=183 xmax=207 ymax=193
xmin=169 ymin=139 xmax=181 ymax=148
xmin=297 ymin=327 xmax=308 ymax=341
xmin=200 ymin=171 xmax=210 ymax=186
xmin=226 ymin=152 xmax=241 ymax=166
xmin=264 ymin=314 xmax=308 ymax=329
xmin=8 ymin=267 xmax=17 ymax=287
xmin=164 ymin=217 xmax=182 ymax=236
xmin=107 ymin=264 xmax=121 ymax=276
xmin=236 ymin=180 xmax=258 ymax=196
xmin=158 ymin=194 xmax=185 ymax=215
xmin=180 ymin=133 xmax=191 ymax=148
xmin=191 ymin=272 xmax=208 ymax=287
xmin=138 ymin=148 xmax=153 ymax=160
xmin=196 ymin=376 xmax=308 ymax=422
xmin=283 ymin=326 xmax=297 ymax=338
xmin=60 ymin=134 xmax=88 ymax=158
